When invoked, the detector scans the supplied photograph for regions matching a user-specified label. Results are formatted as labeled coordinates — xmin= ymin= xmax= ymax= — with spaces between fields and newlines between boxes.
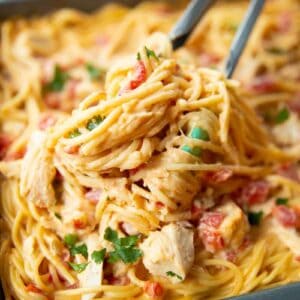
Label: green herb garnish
xmin=68 ymin=262 xmax=89 ymax=273
xmin=68 ymin=128 xmax=81 ymax=138
xmin=86 ymin=63 xmax=104 ymax=80
xmin=86 ymin=115 xmax=104 ymax=131
xmin=248 ymin=211 xmax=263 ymax=226
xmin=64 ymin=234 xmax=78 ymax=247
xmin=54 ymin=212 xmax=62 ymax=220
xmin=181 ymin=145 xmax=202 ymax=157
xmin=275 ymin=107 xmax=290 ymax=124
xmin=267 ymin=47 xmax=286 ymax=55
xmin=104 ymin=227 xmax=142 ymax=264
xmin=137 ymin=52 xmax=141 ymax=60
xmin=145 ymin=46 xmax=159 ymax=61
xmin=45 ymin=65 xmax=69 ymax=92
xmin=91 ymin=249 xmax=106 ymax=264
xmin=166 ymin=271 xmax=183 ymax=280
xmin=276 ymin=198 xmax=288 ymax=205
xmin=189 ymin=127 xmax=210 ymax=141
xmin=70 ymin=243 xmax=88 ymax=259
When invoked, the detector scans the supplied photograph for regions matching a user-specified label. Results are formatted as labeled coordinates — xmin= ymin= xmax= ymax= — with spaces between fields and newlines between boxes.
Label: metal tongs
xmin=169 ymin=0 xmax=266 ymax=78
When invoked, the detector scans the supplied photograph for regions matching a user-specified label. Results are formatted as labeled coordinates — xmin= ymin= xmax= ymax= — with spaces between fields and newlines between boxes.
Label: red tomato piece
xmin=38 ymin=114 xmax=57 ymax=130
xmin=44 ymin=92 xmax=61 ymax=109
xmin=129 ymin=60 xmax=147 ymax=90
xmin=200 ymin=212 xmax=225 ymax=228
xmin=25 ymin=284 xmax=42 ymax=293
xmin=199 ymin=229 xmax=224 ymax=252
xmin=85 ymin=188 xmax=102 ymax=204
xmin=248 ymin=75 xmax=277 ymax=93
xmin=73 ymin=219 xmax=87 ymax=229
xmin=272 ymin=205 xmax=300 ymax=228
xmin=203 ymin=168 xmax=233 ymax=184
xmin=240 ymin=180 xmax=270 ymax=205
xmin=0 ymin=134 xmax=11 ymax=159
xmin=107 ymin=275 xmax=130 ymax=286
xmin=144 ymin=281 xmax=164 ymax=298
xmin=277 ymin=163 xmax=300 ymax=182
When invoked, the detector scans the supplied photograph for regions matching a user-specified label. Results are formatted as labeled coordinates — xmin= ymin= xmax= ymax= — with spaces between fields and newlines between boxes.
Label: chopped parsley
xmin=68 ymin=128 xmax=81 ymax=138
xmin=104 ymin=227 xmax=142 ymax=264
xmin=267 ymin=47 xmax=286 ymax=55
xmin=247 ymin=211 xmax=263 ymax=226
xmin=68 ymin=262 xmax=89 ymax=273
xmin=64 ymin=234 xmax=78 ymax=247
xmin=275 ymin=107 xmax=290 ymax=124
xmin=64 ymin=234 xmax=88 ymax=259
xmin=45 ymin=65 xmax=69 ymax=92
xmin=137 ymin=52 xmax=141 ymax=60
xmin=86 ymin=63 xmax=104 ymax=80
xmin=276 ymin=197 xmax=288 ymax=205
xmin=181 ymin=145 xmax=202 ymax=157
xmin=86 ymin=115 xmax=104 ymax=131
xmin=91 ymin=249 xmax=106 ymax=264
xmin=145 ymin=46 xmax=159 ymax=61
xmin=189 ymin=127 xmax=210 ymax=141
xmin=54 ymin=212 xmax=62 ymax=220
xmin=166 ymin=271 xmax=183 ymax=280
xmin=70 ymin=243 xmax=88 ymax=259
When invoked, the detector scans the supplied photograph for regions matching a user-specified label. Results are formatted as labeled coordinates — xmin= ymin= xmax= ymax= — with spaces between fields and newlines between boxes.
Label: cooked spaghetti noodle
xmin=0 ymin=1 xmax=300 ymax=300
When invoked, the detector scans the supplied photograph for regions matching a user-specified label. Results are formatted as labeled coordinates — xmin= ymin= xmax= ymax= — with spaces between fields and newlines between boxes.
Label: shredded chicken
xmin=140 ymin=223 xmax=194 ymax=282
xmin=20 ymin=131 xmax=56 ymax=208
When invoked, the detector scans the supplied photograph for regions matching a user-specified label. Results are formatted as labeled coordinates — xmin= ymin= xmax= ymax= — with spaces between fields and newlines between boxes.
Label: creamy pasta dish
xmin=0 ymin=0 xmax=300 ymax=299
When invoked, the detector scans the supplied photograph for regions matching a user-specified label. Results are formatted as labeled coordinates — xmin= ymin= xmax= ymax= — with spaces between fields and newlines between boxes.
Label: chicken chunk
xmin=78 ymin=234 xmax=104 ymax=300
xmin=198 ymin=202 xmax=250 ymax=253
xmin=140 ymin=223 xmax=194 ymax=283
xmin=20 ymin=131 xmax=56 ymax=208
xmin=270 ymin=218 xmax=300 ymax=256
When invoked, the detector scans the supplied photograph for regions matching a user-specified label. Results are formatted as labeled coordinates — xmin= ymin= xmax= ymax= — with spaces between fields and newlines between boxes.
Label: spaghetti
xmin=0 ymin=1 xmax=300 ymax=300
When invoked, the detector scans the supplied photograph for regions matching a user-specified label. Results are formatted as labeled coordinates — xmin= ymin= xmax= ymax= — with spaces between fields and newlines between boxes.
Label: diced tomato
xmin=64 ymin=145 xmax=79 ymax=154
xmin=200 ymin=212 xmax=225 ymax=228
xmin=144 ymin=281 xmax=164 ymax=299
xmin=120 ymin=61 xmax=147 ymax=95
xmin=67 ymin=79 xmax=79 ymax=100
xmin=44 ymin=92 xmax=61 ymax=109
xmin=225 ymin=250 xmax=237 ymax=262
xmin=155 ymin=201 xmax=165 ymax=209
xmin=247 ymin=75 xmax=277 ymax=93
xmin=73 ymin=219 xmax=87 ymax=229
xmin=276 ymin=163 xmax=300 ymax=182
xmin=130 ymin=60 xmax=147 ymax=89
xmin=203 ymin=168 xmax=233 ymax=184
xmin=0 ymin=134 xmax=11 ymax=159
xmin=198 ymin=52 xmax=220 ymax=67
xmin=26 ymin=284 xmax=42 ymax=293
xmin=199 ymin=229 xmax=224 ymax=252
xmin=240 ymin=180 xmax=270 ymax=205
xmin=107 ymin=275 xmax=130 ymax=286
xmin=38 ymin=114 xmax=57 ymax=130
xmin=272 ymin=205 xmax=300 ymax=228
xmin=277 ymin=12 xmax=292 ymax=33
xmin=85 ymin=188 xmax=102 ymax=204
xmin=238 ymin=236 xmax=251 ymax=251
